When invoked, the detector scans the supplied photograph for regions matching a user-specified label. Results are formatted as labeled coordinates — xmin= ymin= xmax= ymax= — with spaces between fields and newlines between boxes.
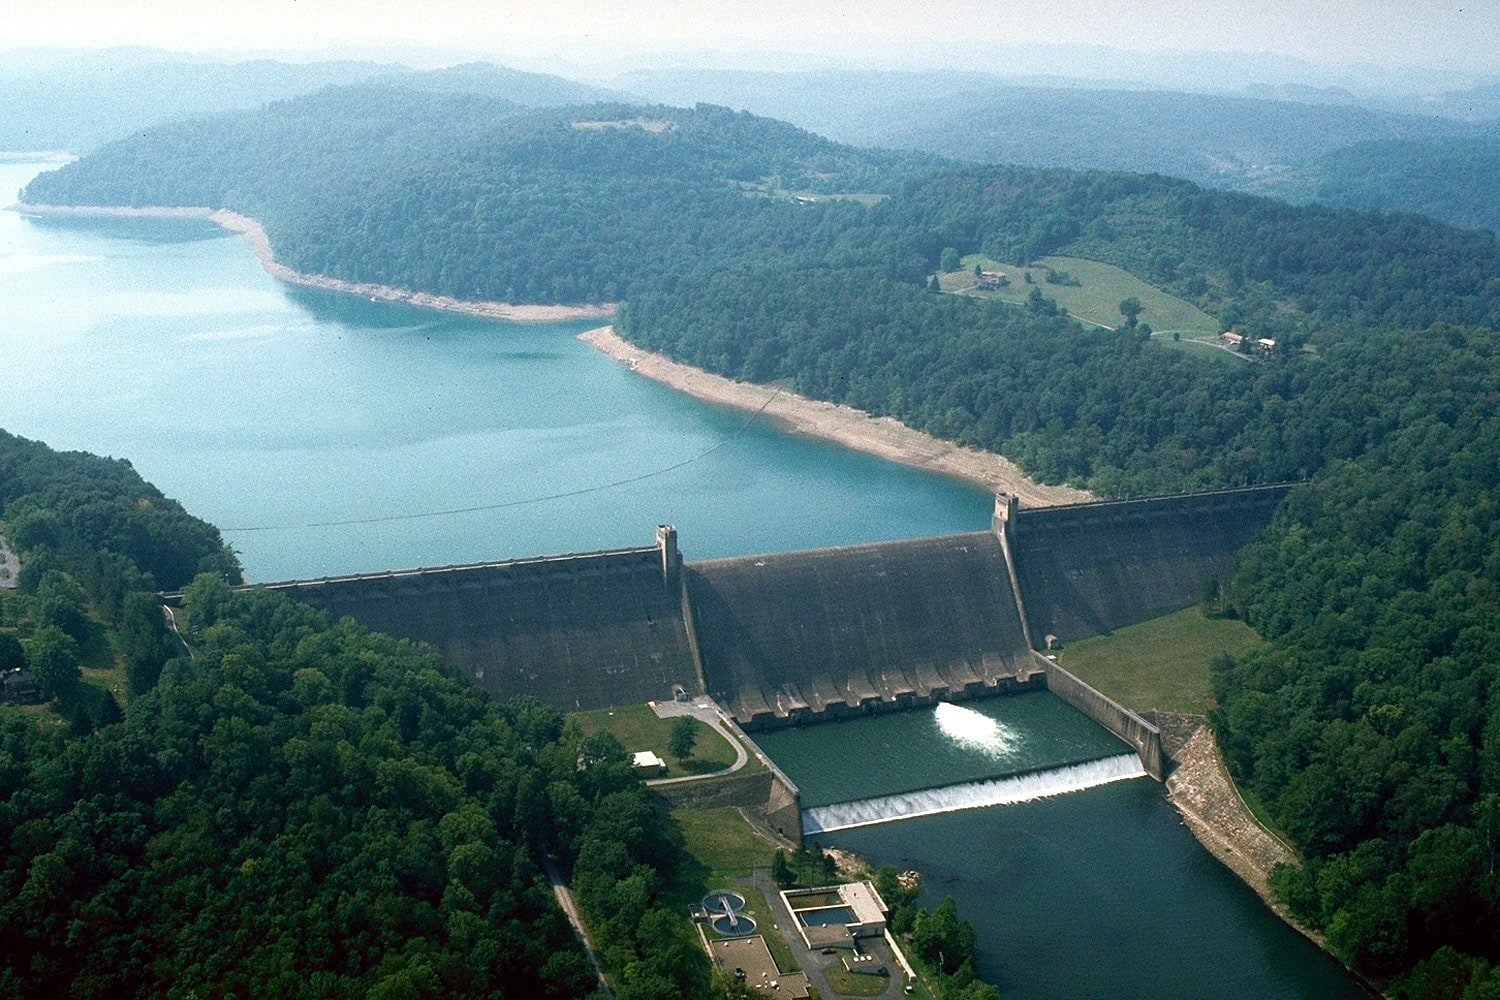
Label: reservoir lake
xmin=0 ymin=161 xmax=1368 ymax=998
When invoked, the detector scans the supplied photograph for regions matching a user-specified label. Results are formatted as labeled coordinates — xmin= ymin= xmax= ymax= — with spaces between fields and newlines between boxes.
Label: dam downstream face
xmin=755 ymin=695 xmax=1371 ymax=1000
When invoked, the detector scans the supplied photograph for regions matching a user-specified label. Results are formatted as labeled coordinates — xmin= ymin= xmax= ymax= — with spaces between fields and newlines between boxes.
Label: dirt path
xmin=0 ymin=528 xmax=18 ymax=589
xmin=579 ymin=326 xmax=1094 ymax=507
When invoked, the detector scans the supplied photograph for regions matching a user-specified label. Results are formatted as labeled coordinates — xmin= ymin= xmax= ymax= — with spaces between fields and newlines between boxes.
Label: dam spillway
xmin=687 ymin=531 xmax=1040 ymax=727
xmin=802 ymin=754 xmax=1149 ymax=834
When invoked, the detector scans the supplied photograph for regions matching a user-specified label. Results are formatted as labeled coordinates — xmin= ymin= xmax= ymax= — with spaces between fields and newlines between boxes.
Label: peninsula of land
xmin=11 ymin=203 xmax=617 ymax=323
xmin=11 ymin=200 xmax=1090 ymax=506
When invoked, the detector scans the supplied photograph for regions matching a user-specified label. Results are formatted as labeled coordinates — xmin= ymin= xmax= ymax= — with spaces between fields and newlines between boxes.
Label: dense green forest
xmin=0 ymin=433 xmax=711 ymax=999
xmin=1251 ymin=133 xmax=1500 ymax=235
xmin=18 ymin=83 xmax=1500 ymax=994
xmin=22 ymin=89 xmax=936 ymax=305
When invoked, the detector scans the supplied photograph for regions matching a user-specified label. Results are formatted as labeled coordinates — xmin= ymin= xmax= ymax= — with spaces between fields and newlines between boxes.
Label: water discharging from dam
xmin=752 ymin=694 xmax=1144 ymax=834
xmin=804 ymin=752 xmax=1147 ymax=834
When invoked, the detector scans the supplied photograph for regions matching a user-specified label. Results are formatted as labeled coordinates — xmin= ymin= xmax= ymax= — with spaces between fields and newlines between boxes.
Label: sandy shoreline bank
xmin=11 ymin=202 xmax=617 ymax=323
xmin=579 ymin=325 xmax=1093 ymax=506
xmin=11 ymin=200 xmax=1084 ymax=502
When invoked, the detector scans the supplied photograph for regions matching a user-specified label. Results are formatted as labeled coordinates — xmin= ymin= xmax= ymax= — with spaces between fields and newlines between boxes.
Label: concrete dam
xmin=232 ymin=485 xmax=1292 ymax=775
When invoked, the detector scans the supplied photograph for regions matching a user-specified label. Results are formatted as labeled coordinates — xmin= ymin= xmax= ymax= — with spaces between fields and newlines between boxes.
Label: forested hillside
xmin=1250 ymin=133 xmax=1500 ymax=235
xmin=0 ymin=434 xmax=704 ymax=999
xmin=23 ymin=88 xmax=935 ymax=304
xmin=18 ymin=84 xmax=1500 ymax=994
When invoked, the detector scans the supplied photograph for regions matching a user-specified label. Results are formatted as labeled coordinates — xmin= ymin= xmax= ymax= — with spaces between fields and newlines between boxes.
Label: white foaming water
xmin=934 ymin=701 xmax=1019 ymax=757
xmin=802 ymin=753 xmax=1148 ymax=834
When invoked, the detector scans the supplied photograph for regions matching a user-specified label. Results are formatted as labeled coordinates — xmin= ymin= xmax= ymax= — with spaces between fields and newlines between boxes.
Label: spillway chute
xmin=802 ymin=753 xmax=1148 ymax=835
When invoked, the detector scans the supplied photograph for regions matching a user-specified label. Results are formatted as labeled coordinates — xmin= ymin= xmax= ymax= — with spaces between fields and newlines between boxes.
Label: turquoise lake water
xmin=0 ymin=160 xmax=1369 ymax=998
xmin=0 ymin=162 xmax=990 ymax=582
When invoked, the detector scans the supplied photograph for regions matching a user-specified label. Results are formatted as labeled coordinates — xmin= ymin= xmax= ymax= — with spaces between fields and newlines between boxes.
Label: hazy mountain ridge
xmin=0 ymin=52 xmax=626 ymax=154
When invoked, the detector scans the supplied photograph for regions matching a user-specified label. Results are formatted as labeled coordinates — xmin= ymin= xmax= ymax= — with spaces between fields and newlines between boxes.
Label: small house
xmin=3 ymin=669 xmax=40 ymax=703
xmin=632 ymin=750 xmax=667 ymax=777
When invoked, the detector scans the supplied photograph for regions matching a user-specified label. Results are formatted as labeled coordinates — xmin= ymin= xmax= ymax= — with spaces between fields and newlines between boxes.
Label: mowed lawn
xmin=951 ymin=254 xmax=1221 ymax=337
xmin=570 ymin=702 xmax=739 ymax=775
xmin=1053 ymin=606 xmax=1267 ymax=715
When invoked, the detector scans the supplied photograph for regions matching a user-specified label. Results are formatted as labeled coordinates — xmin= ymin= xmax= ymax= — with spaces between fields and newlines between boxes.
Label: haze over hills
xmin=0 ymin=50 xmax=625 ymax=154
xmin=614 ymin=67 xmax=1472 ymax=187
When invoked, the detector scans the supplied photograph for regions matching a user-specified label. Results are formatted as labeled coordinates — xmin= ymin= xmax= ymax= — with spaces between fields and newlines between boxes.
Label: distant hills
xmin=5 ymin=50 xmax=1497 ymax=237
xmin=0 ymin=50 xmax=625 ymax=154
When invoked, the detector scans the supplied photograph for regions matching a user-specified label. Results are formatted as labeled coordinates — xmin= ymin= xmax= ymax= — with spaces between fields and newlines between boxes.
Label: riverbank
xmin=579 ymin=325 xmax=1094 ymax=507
xmin=1151 ymin=711 xmax=1387 ymax=995
xmin=10 ymin=203 xmax=617 ymax=323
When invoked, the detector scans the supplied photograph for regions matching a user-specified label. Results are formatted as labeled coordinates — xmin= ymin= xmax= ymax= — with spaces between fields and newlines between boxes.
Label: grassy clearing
xmin=1053 ymin=606 xmax=1267 ymax=715
xmin=671 ymin=806 xmax=779 ymax=877
xmin=570 ymin=703 xmax=738 ymax=775
xmin=664 ymin=807 xmax=805 ymax=972
xmin=823 ymin=965 xmax=890 ymax=995
xmin=948 ymin=254 xmax=1220 ymax=336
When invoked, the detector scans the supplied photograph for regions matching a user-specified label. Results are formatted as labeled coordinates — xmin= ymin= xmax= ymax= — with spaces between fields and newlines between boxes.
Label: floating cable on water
xmin=222 ymin=386 xmax=784 ymax=532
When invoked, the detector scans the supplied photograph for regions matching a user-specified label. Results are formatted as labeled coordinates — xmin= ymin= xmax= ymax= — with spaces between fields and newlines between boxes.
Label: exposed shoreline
xmin=579 ymin=325 xmax=1094 ymax=506
xmin=10 ymin=202 xmax=617 ymax=323
xmin=11 ymin=200 xmax=1087 ymax=504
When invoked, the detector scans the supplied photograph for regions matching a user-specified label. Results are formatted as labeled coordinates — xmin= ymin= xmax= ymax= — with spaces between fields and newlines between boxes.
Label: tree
xmin=1118 ymin=296 xmax=1143 ymax=327
xmin=0 ymin=632 xmax=23 ymax=671
xmin=911 ymin=897 xmax=977 ymax=975
xmin=940 ymin=247 xmax=961 ymax=272
xmin=120 ymin=591 xmax=172 ymax=696
xmin=771 ymin=849 xmax=793 ymax=887
xmin=667 ymin=716 xmax=698 ymax=760
xmin=26 ymin=624 xmax=80 ymax=700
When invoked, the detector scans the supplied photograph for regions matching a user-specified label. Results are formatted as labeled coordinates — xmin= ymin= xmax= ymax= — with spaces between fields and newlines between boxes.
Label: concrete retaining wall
xmin=1042 ymin=654 xmax=1164 ymax=779
xmin=653 ymin=767 xmax=803 ymax=843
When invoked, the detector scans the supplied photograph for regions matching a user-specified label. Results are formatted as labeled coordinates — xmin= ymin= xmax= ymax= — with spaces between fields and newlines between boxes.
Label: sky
xmin=5 ymin=0 xmax=1499 ymax=79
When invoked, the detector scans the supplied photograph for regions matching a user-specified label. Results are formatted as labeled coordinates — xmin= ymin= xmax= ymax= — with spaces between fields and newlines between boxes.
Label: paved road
xmin=645 ymin=698 xmax=750 ymax=786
